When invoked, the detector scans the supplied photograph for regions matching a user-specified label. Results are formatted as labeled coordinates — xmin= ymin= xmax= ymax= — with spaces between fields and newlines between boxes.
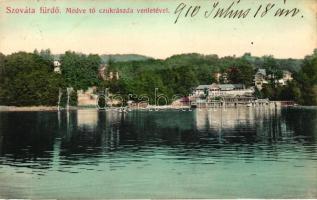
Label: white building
xmin=277 ymin=70 xmax=293 ymax=86
xmin=193 ymin=83 xmax=254 ymax=98
xmin=194 ymin=85 xmax=210 ymax=97
xmin=209 ymin=83 xmax=254 ymax=97
xmin=53 ymin=60 xmax=61 ymax=74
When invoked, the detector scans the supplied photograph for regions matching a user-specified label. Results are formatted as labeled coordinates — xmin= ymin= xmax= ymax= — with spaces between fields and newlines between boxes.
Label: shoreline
xmin=0 ymin=106 xmax=59 ymax=112
xmin=0 ymin=105 xmax=191 ymax=112
xmin=1 ymin=105 xmax=317 ymax=112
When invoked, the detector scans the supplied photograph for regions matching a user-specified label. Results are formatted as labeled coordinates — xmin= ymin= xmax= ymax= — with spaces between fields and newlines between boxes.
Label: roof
xmin=196 ymin=85 xmax=210 ymax=90
xmin=99 ymin=64 xmax=108 ymax=70
xmin=219 ymin=84 xmax=244 ymax=90
xmin=283 ymin=70 xmax=292 ymax=75
xmin=196 ymin=84 xmax=245 ymax=91
xmin=256 ymin=69 xmax=266 ymax=76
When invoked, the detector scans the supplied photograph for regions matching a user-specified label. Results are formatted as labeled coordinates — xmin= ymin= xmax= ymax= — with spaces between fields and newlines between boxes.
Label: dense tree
xmin=296 ymin=50 xmax=317 ymax=105
xmin=60 ymin=51 xmax=101 ymax=90
xmin=0 ymin=53 xmax=6 ymax=99
xmin=0 ymin=50 xmax=315 ymax=106
xmin=226 ymin=59 xmax=254 ymax=87
xmin=261 ymin=84 xmax=275 ymax=99
xmin=279 ymin=81 xmax=301 ymax=101
xmin=261 ymin=55 xmax=283 ymax=82
xmin=109 ymin=53 xmax=309 ymax=104
xmin=0 ymin=52 xmax=65 ymax=106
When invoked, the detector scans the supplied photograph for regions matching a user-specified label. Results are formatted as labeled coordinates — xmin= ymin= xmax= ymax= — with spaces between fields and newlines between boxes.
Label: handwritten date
xmin=174 ymin=0 xmax=302 ymax=24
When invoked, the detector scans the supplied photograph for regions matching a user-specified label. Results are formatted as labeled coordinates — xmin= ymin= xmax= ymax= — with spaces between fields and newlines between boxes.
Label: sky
xmin=0 ymin=0 xmax=316 ymax=59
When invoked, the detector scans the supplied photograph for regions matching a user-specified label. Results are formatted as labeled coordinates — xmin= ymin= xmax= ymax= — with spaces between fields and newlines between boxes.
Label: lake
xmin=0 ymin=107 xmax=316 ymax=198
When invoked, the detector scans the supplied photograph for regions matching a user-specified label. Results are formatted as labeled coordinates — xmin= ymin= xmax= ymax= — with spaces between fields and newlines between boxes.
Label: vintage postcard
xmin=0 ymin=0 xmax=316 ymax=199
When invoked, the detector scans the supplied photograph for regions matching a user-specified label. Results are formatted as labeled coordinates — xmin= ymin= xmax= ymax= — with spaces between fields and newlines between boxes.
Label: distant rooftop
xmin=218 ymin=84 xmax=244 ymax=90
xmin=256 ymin=69 xmax=266 ymax=76
xmin=196 ymin=85 xmax=210 ymax=90
xmin=196 ymin=84 xmax=245 ymax=91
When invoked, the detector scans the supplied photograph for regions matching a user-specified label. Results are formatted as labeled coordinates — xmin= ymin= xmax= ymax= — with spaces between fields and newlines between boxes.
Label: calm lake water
xmin=0 ymin=107 xmax=316 ymax=198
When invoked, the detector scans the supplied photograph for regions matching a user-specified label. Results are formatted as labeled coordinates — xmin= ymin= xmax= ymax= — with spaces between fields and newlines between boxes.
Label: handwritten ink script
xmin=174 ymin=0 xmax=303 ymax=23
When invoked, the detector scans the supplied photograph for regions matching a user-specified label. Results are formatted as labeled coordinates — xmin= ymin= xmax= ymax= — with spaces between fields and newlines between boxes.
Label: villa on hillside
xmin=278 ymin=70 xmax=294 ymax=86
xmin=254 ymin=69 xmax=268 ymax=90
xmin=212 ymin=72 xmax=229 ymax=84
xmin=53 ymin=60 xmax=61 ymax=74
xmin=99 ymin=64 xmax=119 ymax=81
xmin=254 ymin=68 xmax=293 ymax=90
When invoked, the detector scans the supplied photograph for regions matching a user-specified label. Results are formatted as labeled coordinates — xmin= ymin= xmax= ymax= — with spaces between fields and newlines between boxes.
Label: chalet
xmin=254 ymin=69 xmax=268 ymax=90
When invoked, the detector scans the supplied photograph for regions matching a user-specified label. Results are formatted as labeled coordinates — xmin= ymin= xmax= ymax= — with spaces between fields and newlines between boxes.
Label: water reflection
xmin=0 ymin=108 xmax=317 ymax=198
xmin=0 ymin=108 xmax=316 ymax=164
